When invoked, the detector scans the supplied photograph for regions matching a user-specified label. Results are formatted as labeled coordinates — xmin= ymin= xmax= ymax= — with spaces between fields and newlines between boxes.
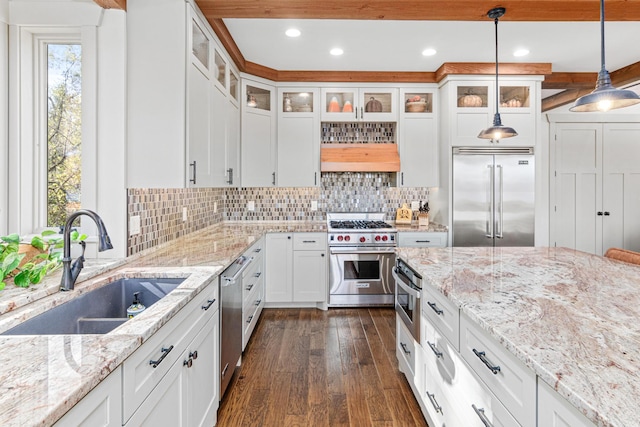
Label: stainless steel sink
xmin=1 ymin=277 xmax=185 ymax=335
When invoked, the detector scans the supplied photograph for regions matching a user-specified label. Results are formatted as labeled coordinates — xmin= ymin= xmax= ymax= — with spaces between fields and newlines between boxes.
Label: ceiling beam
xmin=196 ymin=0 xmax=640 ymax=21
xmin=541 ymin=88 xmax=593 ymax=111
xmin=93 ymin=0 xmax=126 ymax=10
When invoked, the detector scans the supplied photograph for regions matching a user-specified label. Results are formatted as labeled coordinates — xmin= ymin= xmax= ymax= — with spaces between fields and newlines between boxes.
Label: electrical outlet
xmin=311 ymin=200 xmax=318 ymax=211
xmin=247 ymin=201 xmax=255 ymax=211
xmin=411 ymin=201 xmax=420 ymax=211
xmin=213 ymin=202 xmax=217 ymax=213
xmin=129 ymin=215 xmax=141 ymax=236
xmin=182 ymin=207 xmax=188 ymax=222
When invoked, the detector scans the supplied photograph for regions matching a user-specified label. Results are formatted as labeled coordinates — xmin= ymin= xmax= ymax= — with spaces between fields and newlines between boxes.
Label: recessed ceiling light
xmin=513 ymin=48 xmax=530 ymax=57
xmin=285 ymin=28 xmax=301 ymax=38
xmin=330 ymin=48 xmax=344 ymax=56
xmin=422 ymin=48 xmax=437 ymax=56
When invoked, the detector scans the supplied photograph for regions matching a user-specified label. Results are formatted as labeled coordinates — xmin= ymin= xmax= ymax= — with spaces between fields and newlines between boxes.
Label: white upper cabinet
xmin=440 ymin=76 xmax=542 ymax=147
xmin=241 ymin=77 xmax=277 ymax=187
xmin=321 ymin=87 xmax=398 ymax=122
xmin=277 ymin=88 xmax=320 ymax=187
xmin=398 ymin=87 xmax=438 ymax=187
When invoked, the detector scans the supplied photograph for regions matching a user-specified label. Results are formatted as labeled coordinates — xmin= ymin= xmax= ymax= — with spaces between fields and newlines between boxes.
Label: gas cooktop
xmin=329 ymin=220 xmax=394 ymax=230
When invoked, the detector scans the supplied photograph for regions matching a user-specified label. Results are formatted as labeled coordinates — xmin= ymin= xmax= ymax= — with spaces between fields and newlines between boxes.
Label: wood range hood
xmin=320 ymin=144 xmax=400 ymax=172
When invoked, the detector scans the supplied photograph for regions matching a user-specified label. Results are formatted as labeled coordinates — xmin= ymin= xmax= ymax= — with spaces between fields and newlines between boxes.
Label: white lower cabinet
xmin=398 ymin=231 xmax=448 ymax=248
xmin=265 ymin=233 xmax=327 ymax=305
xmin=538 ymin=380 xmax=597 ymax=427
xmin=123 ymin=284 xmax=219 ymax=426
xmin=54 ymin=367 xmax=122 ymax=427
xmin=242 ymin=238 xmax=265 ymax=350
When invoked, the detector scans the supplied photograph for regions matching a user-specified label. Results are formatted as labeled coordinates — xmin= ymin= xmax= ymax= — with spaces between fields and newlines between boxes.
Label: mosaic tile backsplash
xmin=127 ymin=173 xmax=431 ymax=255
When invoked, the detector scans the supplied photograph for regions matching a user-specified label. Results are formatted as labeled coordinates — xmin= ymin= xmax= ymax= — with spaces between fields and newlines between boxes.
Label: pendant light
xmin=571 ymin=0 xmax=640 ymax=112
xmin=478 ymin=7 xmax=517 ymax=141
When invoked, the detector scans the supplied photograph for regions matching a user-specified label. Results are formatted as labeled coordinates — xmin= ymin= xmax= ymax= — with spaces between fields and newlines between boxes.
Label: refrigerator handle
xmin=496 ymin=164 xmax=504 ymax=239
xmin=486 ymin=165 xmax=494 ymax=238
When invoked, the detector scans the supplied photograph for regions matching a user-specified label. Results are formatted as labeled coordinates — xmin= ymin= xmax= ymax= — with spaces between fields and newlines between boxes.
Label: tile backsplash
xmin=127 ymin=172 xmax=431 ymax=255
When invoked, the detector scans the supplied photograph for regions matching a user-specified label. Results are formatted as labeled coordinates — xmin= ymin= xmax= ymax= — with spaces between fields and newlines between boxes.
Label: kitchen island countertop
xmin=0 ymin=220 xmax=325 ymax=427
xmin=397 ymin=246 xmax=640 ymax=427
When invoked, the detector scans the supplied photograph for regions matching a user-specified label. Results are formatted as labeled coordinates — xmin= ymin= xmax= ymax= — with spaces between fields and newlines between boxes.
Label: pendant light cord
xmin=494 ymin=15 xmax=500 ymax=115
xmin=600 ymin=0 xmax=606 ymax=72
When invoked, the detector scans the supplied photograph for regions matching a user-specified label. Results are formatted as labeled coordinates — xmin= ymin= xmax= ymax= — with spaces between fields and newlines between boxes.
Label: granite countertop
xmin=0 ymin=220 xmax=325 ymax=427
xmin=396 ymin=246 xmax=640 ymax=427
xmin=394 ymin=221 xmax=448 ymax=233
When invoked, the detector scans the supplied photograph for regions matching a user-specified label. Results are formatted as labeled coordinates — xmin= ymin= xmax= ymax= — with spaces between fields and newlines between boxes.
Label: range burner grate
xmin=329 ymin=220 xmax=394 ymax=230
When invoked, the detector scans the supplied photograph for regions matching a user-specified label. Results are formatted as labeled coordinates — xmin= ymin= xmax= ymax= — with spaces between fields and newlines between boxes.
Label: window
xmin=46 ymin=44 xmax=82 ymax=227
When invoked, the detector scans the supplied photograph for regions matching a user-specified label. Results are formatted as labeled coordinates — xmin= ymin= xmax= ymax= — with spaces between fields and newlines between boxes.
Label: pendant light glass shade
xmin=570 ymin=0 xmax=640 ymax=112
xmin=478 ymin=7 xmax=517 ymax=140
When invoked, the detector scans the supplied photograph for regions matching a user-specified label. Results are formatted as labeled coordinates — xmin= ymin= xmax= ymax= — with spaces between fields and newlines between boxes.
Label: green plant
xmin=0 ymin=230 xmax=87 ymax=291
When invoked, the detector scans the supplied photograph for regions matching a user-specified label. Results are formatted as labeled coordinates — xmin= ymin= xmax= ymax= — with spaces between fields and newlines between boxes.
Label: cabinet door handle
xmin=201 ymin=299 xmax=216 ymax=311
xmin=189 ymin=161 xmax=197 ymax=185
xmin=427 ymin=301 xmax=444 ymax=316
xmin=183 ymin=357 xmax=193 ymax=368
xmin=604 ymin=211 xmax=610 ymax=216
xmin=426 ymin=392 xmax=443 ymax=414
xmin=360 ymin=106 xmax=363 ymax=119
xmin=321 ymin=253 xmax=325 ymax=257
xmin=287 ymin=236 xmax=291 ymax=240
xmin=302 ymin=240 xmax=316 ymax=243
xmin=401 ymin=172 xmax=404 ymax=186
xmin=314 ymin=172 xmax=317 ymax=185
xmin=427 ymin=341 xmax=443 ymax=358
xmin=597 ymin=211 xmax=603 ymax=216
xmin=189 ymin=350 xmax=198 ymax=360
xmin=400 ymin=342 xmax=411 ymax=355
xmin=415 ymin=240 xmax=431 ymax=243
xmin=272 ymin=172 xmax=276 ymax=185
xmin=472 ymin=348 xmax=501 ymax=374
xmin=149 ymin=345 xmax=174 ymax=368
xmin=472 ymin=404 xmax=495 ymax=427
xmin=226 ymin=168 xmax=233 ymax=185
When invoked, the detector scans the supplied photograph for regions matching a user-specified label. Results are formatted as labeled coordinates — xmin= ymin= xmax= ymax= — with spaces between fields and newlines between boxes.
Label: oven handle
xmin=392 ymin=268 xmax=421 ymax=298
xmin=329 ymin=247 xmax=396 ymax=255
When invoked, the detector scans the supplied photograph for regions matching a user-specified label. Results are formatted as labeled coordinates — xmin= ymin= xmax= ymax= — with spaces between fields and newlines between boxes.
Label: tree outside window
xmin=47 ymin=44 xmax=82 ymax=227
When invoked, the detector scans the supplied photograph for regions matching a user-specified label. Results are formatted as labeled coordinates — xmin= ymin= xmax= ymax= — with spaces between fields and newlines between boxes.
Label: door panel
xmin=494 ymin=154 xmax=535 ymax=246
xmin=453 ymin=154 xmax=494 ymax=246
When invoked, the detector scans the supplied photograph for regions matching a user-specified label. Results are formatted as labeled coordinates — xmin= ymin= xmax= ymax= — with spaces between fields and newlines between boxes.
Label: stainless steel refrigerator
xmin=452 ymin=147 xmax=535 ymax=247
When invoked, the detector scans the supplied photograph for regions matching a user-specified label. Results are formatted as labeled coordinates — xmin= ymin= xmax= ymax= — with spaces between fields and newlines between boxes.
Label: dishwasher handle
xmin=221 ymin=256 xmax=253 ymax=284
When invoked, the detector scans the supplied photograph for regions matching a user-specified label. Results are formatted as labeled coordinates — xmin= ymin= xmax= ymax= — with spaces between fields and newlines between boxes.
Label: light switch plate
xmin=411 ymin=201 xmax=420 ymax=211
xmin=247 ymin=201 xmax=255 ymax=211
xmin=183 ymin=207 xmax=188 ymax=222
xmin=129 ymin=215 xmax=141 ymax=236
xmin=213 ymin=202 xmax=217 ymax=213
xmin=311 ymin=200 xmax=318 ymax=211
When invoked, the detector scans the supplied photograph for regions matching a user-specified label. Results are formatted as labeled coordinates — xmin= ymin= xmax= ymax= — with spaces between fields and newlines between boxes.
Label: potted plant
xmin=0 ymin=230 xmax=86 ymax=291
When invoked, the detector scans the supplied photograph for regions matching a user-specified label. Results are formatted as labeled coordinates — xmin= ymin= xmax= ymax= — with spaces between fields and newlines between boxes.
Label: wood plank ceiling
xmin=95 ymin=0 xmax=640 ymax=111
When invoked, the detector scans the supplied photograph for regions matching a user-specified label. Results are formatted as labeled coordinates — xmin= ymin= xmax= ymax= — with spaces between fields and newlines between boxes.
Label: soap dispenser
xmin=127 ymin=292 xmax=146 ymax=318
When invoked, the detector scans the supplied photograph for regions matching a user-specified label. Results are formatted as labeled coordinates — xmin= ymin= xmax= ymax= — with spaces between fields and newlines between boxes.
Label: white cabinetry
xmin=398 ymin=87 xmax=439 ymax=187
xmin=550 ymin=120 xmax=640 ymax=255
xmin=128 ymin=0 xmax=238 ymax=188
xmin=538 ymin=380 xmax=597 ymax=427
xmin=440 ymin=76 xmax=542 ymax=147
xmin=277 ymin=88 xmax=321 ymax=187
xmin=53 ymin=367 xmax=122 ymax=427
xmin=242 ymin=77 xmax=277 ymax=186
xmin=242 ymin=238 xmax=265 ymax=350
xmin=321 ymin=87 xmax=398 ymax=121
xmin=265 ymin=233 xmax=327 ymax=305
xmin=122 ymin=284 xmax=219 ymax=426
xmin=398 ymin=231 xmax=448 ymax=247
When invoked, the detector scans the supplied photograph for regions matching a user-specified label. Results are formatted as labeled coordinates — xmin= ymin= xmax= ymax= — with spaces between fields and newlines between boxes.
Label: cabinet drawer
xmin=460 ymin=312 xmax=536 ymax=427
xmin=122 ymin=284 xmax=218 ymax=423
xmin=538 ymin=380 xmax=596 ymax=427
xmin=396 ymin=313 xmax=417 ymax=378
xmin=398 ymin=232 xmax=448 ymax=247
xmin=243 ymin=281 xmax=264 ymax=349
xmin=293 ymin=233 xmax=326 ymax=251
xmin=244 ymin=238 xmax=264 ymax=258
xmin=422 ymin=285 xmax=459 ymax=350
xmin=243 ymin=260 xmax=263 ymax=302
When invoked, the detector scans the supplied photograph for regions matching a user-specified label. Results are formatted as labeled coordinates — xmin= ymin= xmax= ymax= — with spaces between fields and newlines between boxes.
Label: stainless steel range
xmin=327 ymin=213 xmax=397 ymax=307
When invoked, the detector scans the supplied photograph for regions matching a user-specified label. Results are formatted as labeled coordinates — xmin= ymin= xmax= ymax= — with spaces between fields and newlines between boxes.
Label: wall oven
xmin=393 ymin=258 xmax=422 ymax=342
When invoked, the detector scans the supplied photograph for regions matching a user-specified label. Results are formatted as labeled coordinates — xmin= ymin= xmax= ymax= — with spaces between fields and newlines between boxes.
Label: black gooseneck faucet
xmin=60 ymin=209 xmax=113 ymax=291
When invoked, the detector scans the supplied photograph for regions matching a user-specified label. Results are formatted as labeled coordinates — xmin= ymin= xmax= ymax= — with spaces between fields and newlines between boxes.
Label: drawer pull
xmin=189 ymin=350 xmax=198 ymax=360
xmin=472 ymin=404 xmax=495 ymax=427
xmin=426 ymin=391 xmax=443 ymax=414
xmin=149 ymin=345 xmax=174 ymax=368
xmin=246 ymin=284 xmax=254 ymax=291
xmin=183 ymin=358 xmax=193 ymax=368
xmin=255 ymin=299 xmax=262 ymax=306
xmin=415 ymin=240 xmax=431 ymax=243
xmin=472 ymin=349 xmax=501 ymax=374
xmin=427 ymin=341 xmax=443 ymax=358
xmin=254 ymin=248 xmax=262 ymax=253
xmin=400 ymin=342 xmax=411 ymax=355
xmin=246 ymin=315 xmax=254 ymax=324
xmin=302 ymin=240 xmax=316 ymax=243
xmin=254 ymin=272 xmax=262 ymax=278
xmin=201 ymin=299 xmax=216 ymax=311
xmin=427 ymin=301 xmax=444 ymax=316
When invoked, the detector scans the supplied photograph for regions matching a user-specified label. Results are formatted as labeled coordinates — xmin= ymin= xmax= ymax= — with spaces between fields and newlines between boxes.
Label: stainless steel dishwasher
xmin=220 ymin=255 xmax=252 ymax=399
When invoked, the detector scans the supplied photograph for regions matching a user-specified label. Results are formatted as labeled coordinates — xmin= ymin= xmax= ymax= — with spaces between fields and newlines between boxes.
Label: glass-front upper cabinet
xmin=244 ymin=83 xmax=272 ymax=114
xmin=214 ymin=50 xmax=226 ymax=89
xmin=499 ymin=85 xmax=531 ymax=109
xmin=402 ymin=91 xmax=434 ymax=115
xmin=321 ymin=88 xmax=398 ymax=121
xmin=191 ymin=17 xmax=209 ymax=72
xmin=280 ymin=90 xmax=316 ymax=115
xmin=456 ymin=84 xmax=489 ymax=109
xmin=229 ymin=70 xmax=239 ymax=104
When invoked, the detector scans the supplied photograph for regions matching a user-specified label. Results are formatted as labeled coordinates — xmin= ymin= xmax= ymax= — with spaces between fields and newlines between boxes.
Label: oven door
xmin=328 ymin=246 xmax=395 ymax=306
xmin=393 ymin=267 xmax=421 ymax=341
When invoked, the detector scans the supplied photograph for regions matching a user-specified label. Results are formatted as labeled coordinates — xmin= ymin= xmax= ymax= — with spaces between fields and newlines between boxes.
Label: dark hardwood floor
xmin=217 ymin=308 xmax=428 ymax=427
